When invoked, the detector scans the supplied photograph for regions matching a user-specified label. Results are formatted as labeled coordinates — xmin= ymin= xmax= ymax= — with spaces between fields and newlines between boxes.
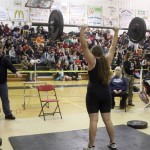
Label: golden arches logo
xmin=14 ymin=10 xmax=24 ymax=18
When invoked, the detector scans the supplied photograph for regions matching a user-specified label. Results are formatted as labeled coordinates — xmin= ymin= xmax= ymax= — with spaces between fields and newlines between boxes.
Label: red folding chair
xmin=37 ymin=85 xmax=62 ymax=121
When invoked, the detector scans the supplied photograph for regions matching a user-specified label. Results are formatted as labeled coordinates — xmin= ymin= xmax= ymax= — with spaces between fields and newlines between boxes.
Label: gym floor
xmin=0 ymin=80 xmax=150 ymax=150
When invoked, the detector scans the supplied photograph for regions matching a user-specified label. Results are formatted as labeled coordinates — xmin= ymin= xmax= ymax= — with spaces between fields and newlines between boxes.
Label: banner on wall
xmin=119 ymin=9 xmax=133 ymax=28
xmin=69 ymin=3 xmax=86 ymax=25
xmin=25 ymin=0 xmax=54 ymax=9
xmin=30 ymin=8 xmax=49 ymax=22
xmin=60 ymin=0 xmax=68 ymax=24
xmin=87 ymin=6 xmax=103 ymax=26
xmin=0 ymin=7 xmax=8 ymax=21
xmin=9 ymin=10 xmax=28 ymax=22
xmin=107 ymin=7 xmax=117 ymax=17
xmin=51 ymin=0 xmax=68 ymax=24
xmin=136 ymin=10 xmax=150 ymax=29
xmin=136 ymin=10 xmax=148 ymax=19
xmin=103 ymin=17 xmax=118 ymax=27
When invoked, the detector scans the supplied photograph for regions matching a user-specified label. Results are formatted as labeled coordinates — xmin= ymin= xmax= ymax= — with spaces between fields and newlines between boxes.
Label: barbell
xmin=32 ymin=9 xmax=150 ymax=43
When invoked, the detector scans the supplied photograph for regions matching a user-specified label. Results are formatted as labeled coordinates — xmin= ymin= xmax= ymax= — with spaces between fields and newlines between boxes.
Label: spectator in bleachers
xmin=4 ymin=36 xmax=12 ymax=50
xmin=17 ymin=22 xmax=23 ymax=31
xmin=28 ymin=61 xmax=35 ymax=81
xmin=47 ymin=39 xmax=55 ymax=47
xmin=47 ymin=50 xmax=55 ymax=69
xmin=25 ymin=46 xmax=34 ymax=59
xmin=54 ymin=59 xmax=64 ymax=81
xmin=22 ymin=43 xmax=29 ymax=52
xmin=28 ymin=25 xmax=35 ymax=37
xmin=9 ymin=46 xmax=18 ymax=64
xmin=13 ymin=29 xmax=21 ymax=40
xmin=63 ymin=61 xmax=72 ymax=81
xmin=3 ymin=46 xmax=8 ymax=56
xmin=21 ymin=55 xmax=29 ymax=70
xmin=55 ymin=59 xmax=63 ymax=70
xmin=81 ymin=57 xmax=88 ymax=70
xmin=120 ymin=31 xmax=128 ymax=46
xmin=69 ymin=61 xmax=79 ymax=80
xmin=15 ymin=45 xmax=25 ymax=61
xmin=23 ymin=22 xmax=29 ymax=38
xmin=40 ymin=50 xmax=49 ymax=64
xmin=144 ymin=67 xmax=150 ymax=79
xmin=0 ymin=25 xmax=3 ymax=36
xmin=3 ymin=24 xmax=10 ymax=36
xmin=0 ymin=22 xmax=4 ymax=30
xmin=103 ymin=43 xmax=109 ymax=54
xmin=35 ymin=34 xmax=45 ymax=47
xmin=10 ymin=21 xmax=15 ymax=31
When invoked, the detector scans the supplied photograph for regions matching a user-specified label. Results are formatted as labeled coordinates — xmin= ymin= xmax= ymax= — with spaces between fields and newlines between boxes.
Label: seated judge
xmin=110 ymin=66 xmax=128 ymax=109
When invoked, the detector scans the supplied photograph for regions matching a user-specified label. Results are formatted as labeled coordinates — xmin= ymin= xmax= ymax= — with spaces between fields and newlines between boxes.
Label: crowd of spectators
xmin=0 ymin=21 xmax=150 ymax=81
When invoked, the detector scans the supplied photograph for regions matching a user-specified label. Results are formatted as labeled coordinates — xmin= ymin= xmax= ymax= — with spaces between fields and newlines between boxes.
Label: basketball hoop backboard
xmin=25 ymin=0 xmax=54 ymax=9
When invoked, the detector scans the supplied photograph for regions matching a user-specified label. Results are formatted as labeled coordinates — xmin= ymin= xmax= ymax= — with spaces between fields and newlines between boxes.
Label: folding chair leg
xmin=57 ymin=104 xmax=62 ymax=119
xmin=146 ymin=104 xmax=150 ymax=108
xmin=53 ymin=106 xmax=58 ymax=115
xmin=39 ymin=103 xmax=46 ymax=121
xmin=53 ymin=102 xmax=62 ymax=119
xmin=46 ymin=103 xmax=49 ymax=108
xmin=56 ymin=102 xmax=62 ymax=119
xmin=38 ymin=109 xmax=43 ymax=117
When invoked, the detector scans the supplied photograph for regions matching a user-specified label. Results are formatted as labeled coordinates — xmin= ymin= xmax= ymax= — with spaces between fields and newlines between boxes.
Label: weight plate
xmin=127 ymin=120 xmax=148 ymax=129
xmin=49 ymin=9 xmax=64 ymax=40
xmin=128 ymin=17 xmax=146 ymax=43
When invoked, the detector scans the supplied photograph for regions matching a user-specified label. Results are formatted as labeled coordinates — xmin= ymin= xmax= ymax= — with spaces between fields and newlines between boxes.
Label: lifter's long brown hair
xmin=91 ymin=45 xmax=111 ymax=85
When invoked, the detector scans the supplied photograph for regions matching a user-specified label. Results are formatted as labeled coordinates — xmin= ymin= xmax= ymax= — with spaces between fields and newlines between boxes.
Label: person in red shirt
xmin=3 ymin=24 xmax=10 ymax=36
xmin=23 ymin=44 xmax=29 ymax=51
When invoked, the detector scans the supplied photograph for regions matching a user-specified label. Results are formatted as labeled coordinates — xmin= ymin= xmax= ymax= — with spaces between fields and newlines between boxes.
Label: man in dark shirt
xmin=123 ymin=53 xmax=135 ymax=106
xmin=0 ymin=44 xmax=22 ymax=120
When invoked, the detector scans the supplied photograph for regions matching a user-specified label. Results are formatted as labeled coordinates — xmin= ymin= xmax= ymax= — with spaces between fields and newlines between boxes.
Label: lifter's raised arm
xmin=106 ymin=28 xmax=119 ymax=65
xmin=80 ymin=25 xmax=95 ymax=67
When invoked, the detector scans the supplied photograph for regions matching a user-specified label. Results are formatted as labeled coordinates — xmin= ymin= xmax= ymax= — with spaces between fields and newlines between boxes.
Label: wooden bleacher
xmin=13 ymin=64 xmax=22 ymax=69
xmin=7 ymin=73 xmax=29 ymax=82
xmin=8 ymin=63 xmax=115 ymax=81
xmin=7 ymin=72 xmax=88 ymax=81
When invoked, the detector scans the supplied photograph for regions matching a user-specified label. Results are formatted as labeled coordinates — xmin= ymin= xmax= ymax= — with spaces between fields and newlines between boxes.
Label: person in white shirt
xmin=10 ymin=21 xmax=16 ymax=31
xmin=9 ymin=46 xmax=18 ymax=64
xmin=9 ymin=47 xmax=16 ymax=58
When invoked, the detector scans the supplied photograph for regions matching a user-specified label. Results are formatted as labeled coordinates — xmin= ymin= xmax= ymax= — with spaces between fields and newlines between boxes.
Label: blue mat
xmin=9 ymin=125 xmax=150 ymax=150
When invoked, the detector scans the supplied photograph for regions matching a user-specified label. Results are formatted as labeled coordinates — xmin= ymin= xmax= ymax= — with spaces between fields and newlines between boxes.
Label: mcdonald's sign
xmin=14 ymin=10 xmax=24 ymax=19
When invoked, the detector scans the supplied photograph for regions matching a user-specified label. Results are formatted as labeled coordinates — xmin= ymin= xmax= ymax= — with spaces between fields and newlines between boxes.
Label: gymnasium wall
xmin=0 ymin=0 xmax=150 ymax=33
